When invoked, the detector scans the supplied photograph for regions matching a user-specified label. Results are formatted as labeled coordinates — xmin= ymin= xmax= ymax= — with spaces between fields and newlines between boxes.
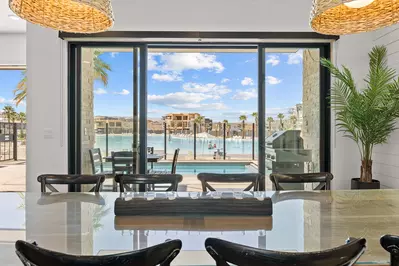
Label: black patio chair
xmin=205 ymin=237 xmax=366 ymax=266
xmin=37 ymin=174 xmax=105 ymax=193
xmin=270 ymin=172 xmax=333 ymax=191
xmin=15 ymin=239 xmax=182 ymax=266
xmin=197 ymin=173 xmax=262 ymax=192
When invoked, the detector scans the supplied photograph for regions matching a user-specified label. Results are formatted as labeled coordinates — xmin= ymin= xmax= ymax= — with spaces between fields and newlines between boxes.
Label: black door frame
xmin=67 ymin=41 xmax=331 ymax=191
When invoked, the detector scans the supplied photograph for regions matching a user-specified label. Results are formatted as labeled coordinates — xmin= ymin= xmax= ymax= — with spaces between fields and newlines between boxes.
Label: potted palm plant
xmin=321 ymin=46 xmax=399 ymax=189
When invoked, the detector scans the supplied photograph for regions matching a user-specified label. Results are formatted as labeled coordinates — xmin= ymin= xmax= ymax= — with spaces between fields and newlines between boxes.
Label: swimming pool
xmin=151 ymin=162 xmax=258 ymax=175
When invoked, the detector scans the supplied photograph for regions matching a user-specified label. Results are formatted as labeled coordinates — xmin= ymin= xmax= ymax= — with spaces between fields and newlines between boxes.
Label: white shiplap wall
xmin=372 ymin=25 xmax=399 ymax=188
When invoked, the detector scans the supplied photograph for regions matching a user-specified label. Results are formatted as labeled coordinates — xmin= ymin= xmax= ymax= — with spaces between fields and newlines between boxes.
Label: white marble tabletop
xmin=0 ymin=190 xmax=396 ymax=265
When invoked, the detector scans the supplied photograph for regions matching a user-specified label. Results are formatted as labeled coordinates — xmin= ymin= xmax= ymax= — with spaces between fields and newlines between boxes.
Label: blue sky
xmin=0 ymin=70 xmax=26 ymax=113
xmin=93 ymin=50 xmax=304 ymax=122
xmin=0 ymin=50 xmax=304 ymax=122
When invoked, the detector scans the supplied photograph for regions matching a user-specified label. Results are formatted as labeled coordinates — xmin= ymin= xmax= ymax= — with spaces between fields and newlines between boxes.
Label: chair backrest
xmin=111 ymin=151 xmax=134 ymax=174
xmin=381 ymin=235 xmax=399 ymax=266
xmin=15 ymin=239 xmax=182 ymax=266
xmin=115 ymin=174 xmax=183 ymax=192
xmin=171 ymin=148 xmax=180 ymax=174
xmin=89 ymin=148 xmax=103 ymax=174
xmin=37 ymin=175 xmax=105 ymax=193
xmin=197 ymin=173 xmax=262 ymax=192
xmin=270 ymin=172 xmax=333 ymax=191
xmin=147 ymin=147 xmax=154 ymax=154
xmin=205 ymin=237 xmax=366 ymax=266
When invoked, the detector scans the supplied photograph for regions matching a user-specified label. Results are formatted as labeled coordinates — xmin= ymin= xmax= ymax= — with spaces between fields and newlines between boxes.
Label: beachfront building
xmin=164 ymin=113 xmax=200 ymax=133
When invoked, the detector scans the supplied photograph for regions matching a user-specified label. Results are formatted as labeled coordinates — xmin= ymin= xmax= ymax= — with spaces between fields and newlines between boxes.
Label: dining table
xmin=1 ymin=190 xmax=398 ymax=265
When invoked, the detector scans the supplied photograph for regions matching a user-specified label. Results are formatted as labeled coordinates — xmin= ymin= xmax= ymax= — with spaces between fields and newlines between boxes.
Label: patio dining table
xmin=104 ymin=153 xmax=164 ymax=164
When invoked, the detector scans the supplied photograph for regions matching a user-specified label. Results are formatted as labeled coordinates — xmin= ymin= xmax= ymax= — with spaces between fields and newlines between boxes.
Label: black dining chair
xmin=37 ymin=174 xmax=105 ymax=193
xmin=89 ymin=148 xmax=112 ymax=175
xmin=15 ymin=239 xmax=182 ymax=266
xmin=115 ymin=174 xmax=183 ymax=192
xmin=205 ymin=237 xmax=366 ymax=266
xmin=381 ymin=235 xmax=399 ymax=266
xmin=197 ymin=173 xmax=262 ymax=192
xmin=112 ymin=151 xmax=135 ymax=174
xmin=270 ymin=172 xmax=333 ymax=191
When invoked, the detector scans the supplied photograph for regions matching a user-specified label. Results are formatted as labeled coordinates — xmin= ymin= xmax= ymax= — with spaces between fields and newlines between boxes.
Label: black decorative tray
xmin=114 ymin=193 xmax=273 ymax=216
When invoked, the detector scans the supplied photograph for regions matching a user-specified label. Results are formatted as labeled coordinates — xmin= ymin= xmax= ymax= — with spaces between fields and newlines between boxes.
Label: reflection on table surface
xmin=1 ymin=190 xmax=398 ymax=265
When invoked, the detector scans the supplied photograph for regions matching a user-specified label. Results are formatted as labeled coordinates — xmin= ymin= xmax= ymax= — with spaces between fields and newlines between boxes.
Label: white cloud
xmin=245 ymin=57 xmax=256 ymax=63
xmin=148 ymin=53 xmax=224 ymax=73
xmin=148 ymin=109 xmax=163 ymax=114
xmin=182 ymin=83 xmax=231 ymax=98
xmin=94 ymin=88 xmax=107 ymax=95
xmin=221 ymin=78 xmax=230 ymax=83
xmin=148 ymin=92 xmax=213 ymax=106
xmin=266 ymin=76 xmax=282 ymax=85
xmin=241 ymin=77 xmax=254 ymax=86
xmin=287 ymin=50 xmax=303 ymax=65
xmin=0 ymin=97 xmax=5 ymax=104
xmin=266 ymin=55 xmax=280 ymax=66
xmin=172 ymin=102 xmax=227 ymax=110
xmin=110 ymin=52 xmax=119 ymax=58
xmin=232 ymin=89 xmax=257 ymax=100
xmin=114 ymin=89 xmax=130 ymax=95
xmin=152 ymin=73 xmax=182 ymax=82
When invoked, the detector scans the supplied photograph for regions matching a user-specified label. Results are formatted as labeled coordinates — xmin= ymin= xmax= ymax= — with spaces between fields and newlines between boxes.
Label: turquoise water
xmin=152 ymin=162 xmax=257 ymax=174
xmin=95 ymin=134 xmax=259 ymax=156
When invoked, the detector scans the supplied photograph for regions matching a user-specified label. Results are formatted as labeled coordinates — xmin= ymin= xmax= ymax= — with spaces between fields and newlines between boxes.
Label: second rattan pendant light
xmin=9 ymin=0 xmax=114 ymax=33
xmin=311 ymin=0 xmax=399 ymax=35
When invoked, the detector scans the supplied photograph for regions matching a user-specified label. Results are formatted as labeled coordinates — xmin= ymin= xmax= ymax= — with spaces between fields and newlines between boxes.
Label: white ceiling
xmin=0 ymin=0 xmax=315 ymax=34
xmin=0 ymin=0 xmax=26 ymax=33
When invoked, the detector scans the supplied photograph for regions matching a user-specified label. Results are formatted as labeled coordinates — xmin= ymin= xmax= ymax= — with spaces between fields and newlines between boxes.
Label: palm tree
xmin=239 ymin=115 xmax=247 ymax=139
xmin=267 ymin=117 xmax=274 ymax=135
xmin=290 ymin=115 xmax=297 ymax=129
xmin=10 ymin=111 xmax=18 ymax=123
xmin=223 ymin=119 xmax=230 ymax=138
xmin=277 ymin=113 xmax=285 ymax=130
xmin=252 ymin=112 xmax=258 ymax=138
xmin=13 ymin=50 xmax=111 ymax=106
xmin=3 ymin=106 xmax=15 ymax=123
xmin=18 ymin=112 xmax=26 ymax=139
xmin=93 ymin=50 xmax=112 ymax=86
xmin=194 ymin=116 xmax=205 ymax=133
xmin=13 ymin=70 xmax=26 ymax=107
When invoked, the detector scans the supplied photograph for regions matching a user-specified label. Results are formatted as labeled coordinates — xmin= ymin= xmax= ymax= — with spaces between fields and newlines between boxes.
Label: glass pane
xmin=147 ymin=48 xmax=258 ymax=191
xmin=80 ymin=48 xmax=135 ymax=190
xmin=265 ymin=48 xmax=320 ymax=190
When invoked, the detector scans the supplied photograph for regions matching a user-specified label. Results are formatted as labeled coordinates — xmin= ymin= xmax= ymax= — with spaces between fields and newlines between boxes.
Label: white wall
xmin=370 ymin=25 xmax=399 ymax=188
xmin=26 ymin=23 xmax=68 ymax=192
xmin=331 ymin=32 xmax=375 ymax=189
xmin=111 ymin=0 xmax=314 ymax=32
xmin=0 ymin=33 xmax=25 ymax=66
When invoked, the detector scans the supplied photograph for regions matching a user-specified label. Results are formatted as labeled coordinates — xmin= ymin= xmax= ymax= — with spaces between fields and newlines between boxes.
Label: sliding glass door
xmin=69 ymin=42 xmax=330 ymax=192
xmin=262 ymin=45 xmax=330 ymax=190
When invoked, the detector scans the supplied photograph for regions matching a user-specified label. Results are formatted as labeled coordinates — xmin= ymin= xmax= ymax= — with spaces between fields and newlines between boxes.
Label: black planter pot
xmin=351 ymin=178 xmax=380 ymax=190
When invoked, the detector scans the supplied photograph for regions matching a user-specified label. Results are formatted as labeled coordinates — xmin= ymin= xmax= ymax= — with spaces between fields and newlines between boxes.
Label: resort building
xmin=164 ymin=113 xmax=200 ymax=132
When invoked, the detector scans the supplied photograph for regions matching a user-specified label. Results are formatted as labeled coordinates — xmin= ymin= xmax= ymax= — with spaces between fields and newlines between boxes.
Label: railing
xmin=98 ymin=122 xmax=258 ymax=161
xmin=0 ymin=122 xmax=20 ymax=161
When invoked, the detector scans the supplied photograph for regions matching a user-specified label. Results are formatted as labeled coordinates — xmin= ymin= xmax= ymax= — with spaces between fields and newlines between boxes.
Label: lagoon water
xmin=95 ymin=134 xmax=258 ymax=156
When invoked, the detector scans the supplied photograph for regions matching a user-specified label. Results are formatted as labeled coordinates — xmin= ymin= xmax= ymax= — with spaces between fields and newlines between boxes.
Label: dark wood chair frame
xmin=205 ymin=237 xmax=366 ymax=266
xmin=115 ymin=174 xmax=183 ymax=192
xmin=37 ymin=174 xmax=105 ymax=193
xmin=15 ymin=239 xmax=182 ymax=266
xmin=270 ymin=172 xmax=333 ymax=191
xmin=381 ymin=235 xmax=399 ymax=266
xmin=197 ymin=173 xmax=262 ymax=192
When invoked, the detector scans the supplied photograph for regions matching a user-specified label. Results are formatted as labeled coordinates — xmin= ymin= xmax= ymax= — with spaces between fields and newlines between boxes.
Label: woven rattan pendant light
xmin=9 ymin=0 xmax=114 ymax=33
xmin=311 ymin=0 xmax=399 ymax=35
